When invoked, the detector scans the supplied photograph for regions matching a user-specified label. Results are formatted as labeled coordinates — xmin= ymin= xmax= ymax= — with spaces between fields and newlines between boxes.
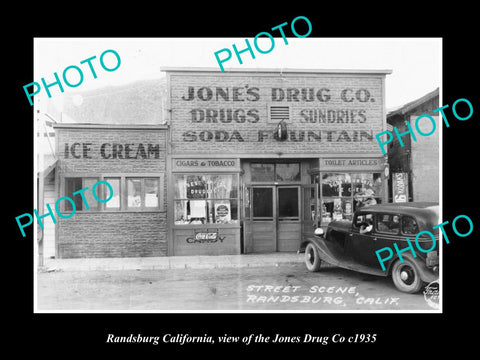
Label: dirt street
xmin=37 ymin=263 xmax=435 ymax=311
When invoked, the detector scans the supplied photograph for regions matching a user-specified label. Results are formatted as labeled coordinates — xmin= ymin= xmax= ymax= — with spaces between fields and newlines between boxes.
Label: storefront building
xmin=164 ymin=68 xmax=391 ymax=256
xmin=49 ymin=68 xmax=391 ymax=259
xmin=52 ymin=124 xmax=168 ymax=258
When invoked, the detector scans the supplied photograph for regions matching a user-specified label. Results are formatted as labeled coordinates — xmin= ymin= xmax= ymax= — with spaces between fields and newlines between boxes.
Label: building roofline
xmin=387 ymin=87 xmax=440 ymax=118
xmin=160 ymin=67 xmax=393 ymax=75
xmin=53 ymin=123 xmax=168 ymax=130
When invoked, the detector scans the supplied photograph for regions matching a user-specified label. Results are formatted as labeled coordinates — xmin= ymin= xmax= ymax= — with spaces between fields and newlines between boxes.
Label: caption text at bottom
xmin=106 ymin=333 xmax=377 ymax=345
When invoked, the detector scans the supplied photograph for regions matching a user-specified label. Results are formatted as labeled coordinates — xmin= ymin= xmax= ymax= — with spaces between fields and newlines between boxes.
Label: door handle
xmin=373 ymin=237 xmax=377 ymax=241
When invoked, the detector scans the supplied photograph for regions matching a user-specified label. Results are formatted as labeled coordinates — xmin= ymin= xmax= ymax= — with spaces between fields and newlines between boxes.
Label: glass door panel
xmin=252 ymin=187 xmax=274 ymax=219
xmin=277 ymin=187 xmax=299 ymax=220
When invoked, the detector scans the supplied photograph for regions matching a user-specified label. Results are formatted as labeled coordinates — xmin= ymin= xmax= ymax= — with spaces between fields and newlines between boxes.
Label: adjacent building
xmin=386 ymin=88 xmax=440 ymax=203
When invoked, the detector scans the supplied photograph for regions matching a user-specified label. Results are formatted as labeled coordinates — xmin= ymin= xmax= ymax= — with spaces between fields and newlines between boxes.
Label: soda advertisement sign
xmin=393 ymin=172 xmax=408 ymax=203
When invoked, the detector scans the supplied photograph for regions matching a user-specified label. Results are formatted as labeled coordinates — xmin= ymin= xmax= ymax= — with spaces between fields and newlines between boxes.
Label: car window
xmin=402 ymin=216 xmax=419 ymax=235
xmin=375 ymin=214 xmax=400 ymax=234
xmin=354 ymin=213 xmax=373 ymax=227
xmin=354 ymin=213 xmax=374 ymax=234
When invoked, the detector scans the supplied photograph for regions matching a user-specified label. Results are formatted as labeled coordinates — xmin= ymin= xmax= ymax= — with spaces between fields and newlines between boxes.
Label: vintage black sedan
xmin=301 ymin=202 xmax=439 ymax=293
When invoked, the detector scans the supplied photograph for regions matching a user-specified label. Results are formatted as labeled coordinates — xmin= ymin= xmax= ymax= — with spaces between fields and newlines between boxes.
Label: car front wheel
xmin=305 ymin=243 xmax=322 ymax=272
xmin=391 ymin=259 xmax=423 ymax=293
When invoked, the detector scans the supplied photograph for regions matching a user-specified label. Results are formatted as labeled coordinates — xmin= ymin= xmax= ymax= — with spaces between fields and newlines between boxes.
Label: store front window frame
xmin=249 ymin=162 xmax=302 ymax=184
xmin=60 ymin=173 xmax=165 ymax=213
xmin=172 ymin=172 xmax=241 ymax=227
xmin=312 ymin=171 xmax=385 ymax=226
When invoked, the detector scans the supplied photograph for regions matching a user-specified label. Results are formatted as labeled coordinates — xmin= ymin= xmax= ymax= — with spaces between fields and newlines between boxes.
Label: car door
xmin=372 ymin=212 xmax=402 ymax=267
xmin=347 ymin=212 xmax=378 ymax=266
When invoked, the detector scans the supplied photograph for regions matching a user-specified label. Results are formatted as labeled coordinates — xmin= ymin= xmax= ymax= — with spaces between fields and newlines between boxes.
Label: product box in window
xmin=215 ymin=201 xmax=231 ymax=223
xmin=321 ymin=214 xmax=332 ymax=225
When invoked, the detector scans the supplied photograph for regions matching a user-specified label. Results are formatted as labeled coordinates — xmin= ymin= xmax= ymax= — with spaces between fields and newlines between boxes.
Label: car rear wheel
xmin=391 ymin=259 xmax=423 ymax=293
xmin=305 ymin=243 xmax=322 ymax=272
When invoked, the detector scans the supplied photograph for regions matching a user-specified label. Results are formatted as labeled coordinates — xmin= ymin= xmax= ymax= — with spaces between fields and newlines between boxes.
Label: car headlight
xmin=314 ymin=228 xmax=324 ymax=237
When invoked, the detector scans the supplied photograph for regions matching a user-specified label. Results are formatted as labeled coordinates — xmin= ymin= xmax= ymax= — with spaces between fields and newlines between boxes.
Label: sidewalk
xmin=41 ymin=252 xmax=304 ymax=272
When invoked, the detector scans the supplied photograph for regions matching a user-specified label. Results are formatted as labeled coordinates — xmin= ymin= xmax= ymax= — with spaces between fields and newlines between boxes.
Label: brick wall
xmin=57 ymin=212 xmax=167 ymax=258
xmin=168 ymin=71 xmax=386 ymax=155
xmin=54 ymin=125 xmax=168 ymax=258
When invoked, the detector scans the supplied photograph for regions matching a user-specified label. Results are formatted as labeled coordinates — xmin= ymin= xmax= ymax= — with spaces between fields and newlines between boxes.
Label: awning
xmin=38 ymin=155 xmax=58 ymax=178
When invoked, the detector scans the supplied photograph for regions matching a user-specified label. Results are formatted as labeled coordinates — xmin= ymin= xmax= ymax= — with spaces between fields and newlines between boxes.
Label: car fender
xmin=386 ymin=253 xmax=438 ymax=283
xmin=300 ymin=233 xmax=325 ymax=252
xmin=302 ymin=236 xmax=345 ymax=268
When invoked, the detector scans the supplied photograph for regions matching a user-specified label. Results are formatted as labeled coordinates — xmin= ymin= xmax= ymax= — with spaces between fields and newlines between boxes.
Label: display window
xmin=104 ymin=177 xmax=121 ymax=209
xmin=313 ymin=172 xmax=384 ymax=225
xmin=64 ymin=177 xmax=100 ymax=211
xmin=126 ymin=177 xmax=160 ymax=210
xmin=174 ymin=174 xmax=239 ymax=225
xmin=63 ymin=176 xmax=162 ymax=212
xmin=351 ymin=173 xmax=383 ymax=209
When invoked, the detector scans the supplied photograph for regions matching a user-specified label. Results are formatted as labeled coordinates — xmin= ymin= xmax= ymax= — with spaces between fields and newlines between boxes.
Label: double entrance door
xmin=244 ymin=185 xmax=317 ymax=253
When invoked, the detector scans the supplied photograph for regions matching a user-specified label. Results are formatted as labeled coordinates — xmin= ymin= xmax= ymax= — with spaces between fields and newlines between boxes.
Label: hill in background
xmin=50 ymin=77 xmax=167 ymax=125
